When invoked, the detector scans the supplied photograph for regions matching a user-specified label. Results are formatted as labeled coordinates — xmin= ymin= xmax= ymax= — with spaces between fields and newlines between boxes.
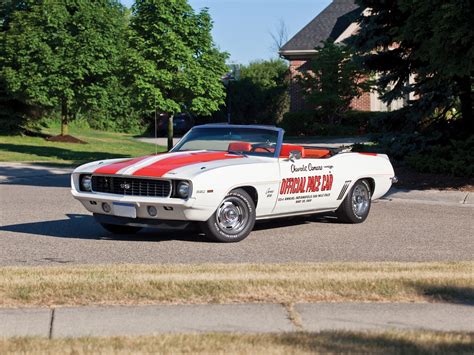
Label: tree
xmin=270 ymin=19 xmax=289 ymax=53
xmin=0 ymin=0 xmax=32 ymax=132
xmin=351 ymin=0 xmax=474 ymax=134
xmin=127 ymin=0 xmax=228 ymax=150
xmin=298 ymin=40 xmax=367 ymax=123
xmin=222 ymin=59 xmax=289 ymax=125
xmin=0 ymin=0 xmax=129 ymax=136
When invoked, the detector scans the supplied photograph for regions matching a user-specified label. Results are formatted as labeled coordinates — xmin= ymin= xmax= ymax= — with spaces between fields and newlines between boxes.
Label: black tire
xmin=99 ymin=223 xmax=143 ymax=235
xmin=336 ymin=179 xmax=372 ymax=223
xmin=200 ymin=188 xmax=256 ymax=243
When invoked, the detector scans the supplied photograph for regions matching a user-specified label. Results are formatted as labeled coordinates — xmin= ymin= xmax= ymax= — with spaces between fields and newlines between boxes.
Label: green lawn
xmin=0 ymin=126 xmax=165 ymax=166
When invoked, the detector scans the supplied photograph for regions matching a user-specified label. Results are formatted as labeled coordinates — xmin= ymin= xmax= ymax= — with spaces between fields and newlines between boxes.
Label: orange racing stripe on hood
xmin=133 ymin=151 xmax=243 ymax=177
xmin=94 ymin=156 xmax=152 ymax=175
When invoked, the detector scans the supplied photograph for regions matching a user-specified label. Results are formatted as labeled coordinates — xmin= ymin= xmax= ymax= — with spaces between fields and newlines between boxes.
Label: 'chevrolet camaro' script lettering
xmin=290 ymin=163 xmax=323 ymax=173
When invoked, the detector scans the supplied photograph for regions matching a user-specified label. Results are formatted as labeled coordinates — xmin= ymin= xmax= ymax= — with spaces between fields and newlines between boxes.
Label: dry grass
xmin=1 ymin=331 xmax=473 ymax=354
xmin=0 ymin=262 xmax=472 ymax=307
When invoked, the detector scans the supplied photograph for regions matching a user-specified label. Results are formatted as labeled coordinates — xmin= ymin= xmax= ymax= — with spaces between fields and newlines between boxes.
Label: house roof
xmin=280 ymin=0 xmax=361 ymax=57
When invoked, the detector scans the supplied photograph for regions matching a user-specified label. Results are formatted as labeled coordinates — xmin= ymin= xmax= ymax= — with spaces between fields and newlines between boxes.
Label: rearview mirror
xmin=289 ymin=150 xmax=302 ymax=161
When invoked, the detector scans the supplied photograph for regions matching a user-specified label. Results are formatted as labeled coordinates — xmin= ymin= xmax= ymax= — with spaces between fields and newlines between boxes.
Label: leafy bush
xmin=344 ymin=110 xmax=392 ymax=133
xmin=280 ymin=110 xmax=384 ymax=136
xmin=367 ymin=107 xmax=422 ymax=133
xmin=367 ymin=132 xmax=443 ymax=161
xmin=279 ymin=112 xmax=315 ymax=135
xmin=405 ymin=137 xmax=474 ymax=177
xmin=314 ymin=123 xmax=358 ymax=136
xmin=212 ymin=59 xmax=289 ymax=126
xmin=298 ymin=40 xmax=368 ymax=122
xmin=354 ymin=133 xmax=474 ymax=177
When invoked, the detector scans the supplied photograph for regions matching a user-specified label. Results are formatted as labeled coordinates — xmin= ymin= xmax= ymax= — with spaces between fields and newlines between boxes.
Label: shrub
xmin=405 ymin=137 xmax=474 ymax=177
xmin=280 ymin=110 xmax=384 ymax=136
xmin=344 ymin=110 xmax=392 ymax=133
xmin=279 ymin=112 xmax=315 ymax=135
xmin=367 ymin=132 xmax=443 ymax=161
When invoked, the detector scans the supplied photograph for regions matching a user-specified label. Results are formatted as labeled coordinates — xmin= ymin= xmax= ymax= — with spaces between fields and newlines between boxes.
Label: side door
xmin=273 ymin=152 xmax=339 ymax=215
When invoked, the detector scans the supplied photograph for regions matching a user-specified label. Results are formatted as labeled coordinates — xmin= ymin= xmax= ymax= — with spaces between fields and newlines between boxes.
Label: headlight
xmin=177 ymin=181 xmax=190 ymax=199
xmin=80 ymin=175 xmax=92 ymax=192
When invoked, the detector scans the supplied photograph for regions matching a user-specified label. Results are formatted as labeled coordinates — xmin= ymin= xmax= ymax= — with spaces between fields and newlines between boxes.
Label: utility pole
xmin=221 ymin=63 xmax=240 ymax=124
xmin=167 ymin=114 xmax=174 ymax=151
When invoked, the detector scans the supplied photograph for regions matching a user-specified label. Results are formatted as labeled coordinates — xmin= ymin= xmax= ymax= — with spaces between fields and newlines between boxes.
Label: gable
xmin=280 ymin=0 xmax=361 ymax=56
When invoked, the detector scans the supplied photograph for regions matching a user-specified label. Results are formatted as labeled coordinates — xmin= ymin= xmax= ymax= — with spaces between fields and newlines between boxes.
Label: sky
xmin=120 ymin=0 xmax=331 ymax=64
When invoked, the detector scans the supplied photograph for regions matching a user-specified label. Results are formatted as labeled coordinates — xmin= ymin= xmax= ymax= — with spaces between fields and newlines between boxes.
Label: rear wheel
xmin=200 ymin=188 xmax=256 ymax=243
xmin=99 ymin=223 xmax=142 ymax=235
xmin=336 ymin=179 xmax=371 ymax=223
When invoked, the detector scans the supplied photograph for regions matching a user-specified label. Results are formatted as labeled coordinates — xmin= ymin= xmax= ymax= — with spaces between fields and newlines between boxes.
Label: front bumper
xmin=93 ymin=213 xmax=192 ymax=229
xmin=71 ymin=190 xmax=213 ymax=222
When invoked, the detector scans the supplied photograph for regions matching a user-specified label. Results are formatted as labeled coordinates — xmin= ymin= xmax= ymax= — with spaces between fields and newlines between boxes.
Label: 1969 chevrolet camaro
xmin=71 ymin=124 xmax=396 ymax=242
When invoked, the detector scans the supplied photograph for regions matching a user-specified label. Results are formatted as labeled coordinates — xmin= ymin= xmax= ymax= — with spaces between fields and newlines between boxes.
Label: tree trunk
xmin=457 ymin=76 xmax=473 ymax=134
xmin=167 ymin=114 xmax=174 ymax=151
xmin=60 ymin=99 xmax=68 ymax=136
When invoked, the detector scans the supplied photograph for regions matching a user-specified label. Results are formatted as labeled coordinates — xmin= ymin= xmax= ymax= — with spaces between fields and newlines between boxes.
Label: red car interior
xmin=228 ymin=142 xmax=331 ymax=159
xmin=228 ymin=142 xmax=252 ymax=152
xmin=279 ymin=144 xmax=331 ymax=159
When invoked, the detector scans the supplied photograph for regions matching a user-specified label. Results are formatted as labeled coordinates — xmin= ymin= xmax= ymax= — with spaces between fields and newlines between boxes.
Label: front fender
xmin=188 ymin=162 xmax=280 ymax=218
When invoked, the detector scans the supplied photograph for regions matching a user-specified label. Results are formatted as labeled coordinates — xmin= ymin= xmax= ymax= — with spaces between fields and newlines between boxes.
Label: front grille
xmin=91 ymin=175 xmax=171 ymax=197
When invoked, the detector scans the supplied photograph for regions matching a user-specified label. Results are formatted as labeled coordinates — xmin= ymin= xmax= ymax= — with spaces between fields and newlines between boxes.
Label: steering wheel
xmin=250 ymin=143 xmax=275 ymax=153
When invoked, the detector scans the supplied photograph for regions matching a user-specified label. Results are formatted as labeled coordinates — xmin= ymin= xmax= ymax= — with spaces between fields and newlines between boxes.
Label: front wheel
xmin=99 ymin=223 xmax=143 ymax=235
xmin=200 ymin=188 xmax=256 ymax=243
xmin=336 ymin=179 xmax=372 ymax=223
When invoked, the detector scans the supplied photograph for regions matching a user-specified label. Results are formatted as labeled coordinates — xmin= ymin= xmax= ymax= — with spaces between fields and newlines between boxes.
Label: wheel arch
xmin=230 ymin=185 xmax=258 ymax=208
xmin=339 ymin=177 xmax=375 ymax=203
xmin=361 ymin=177 xmax=375 ymax=196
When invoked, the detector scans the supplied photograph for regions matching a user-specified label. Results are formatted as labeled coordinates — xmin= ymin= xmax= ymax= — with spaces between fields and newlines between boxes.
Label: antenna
xmin=154 ymin=97 xmax=158 ymax=155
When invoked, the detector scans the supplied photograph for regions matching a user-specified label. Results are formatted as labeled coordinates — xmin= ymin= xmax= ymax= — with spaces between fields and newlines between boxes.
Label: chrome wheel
xmin=352 ymin=183 xmax=370 ymax=219
xmin=216 ymin=197 xmax=249 ymax=235
xmin=201 ymin=188 xmax=256 ymax=243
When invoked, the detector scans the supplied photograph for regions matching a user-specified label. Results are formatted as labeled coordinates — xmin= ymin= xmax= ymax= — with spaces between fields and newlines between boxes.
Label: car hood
xmin=79 ymin=151 xmax=269 ymax=178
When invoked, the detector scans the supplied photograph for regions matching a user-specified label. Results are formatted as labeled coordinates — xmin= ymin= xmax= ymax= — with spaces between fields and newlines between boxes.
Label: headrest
xmin=279 ymin=144 xmax=305 ymax=158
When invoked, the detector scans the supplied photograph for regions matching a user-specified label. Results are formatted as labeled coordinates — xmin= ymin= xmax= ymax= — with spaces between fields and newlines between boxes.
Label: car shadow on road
xmin=0 ymin=214 xmax=209 ymax=243
xmin=254 ymin=213 xmax=340 ymax=231
xmin=0 ymin=213 xmax=342 ymax=243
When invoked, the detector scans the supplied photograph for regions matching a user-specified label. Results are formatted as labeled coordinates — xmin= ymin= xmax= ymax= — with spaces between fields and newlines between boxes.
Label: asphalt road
xmin=1 ymin=164 xmax=473 ymax=266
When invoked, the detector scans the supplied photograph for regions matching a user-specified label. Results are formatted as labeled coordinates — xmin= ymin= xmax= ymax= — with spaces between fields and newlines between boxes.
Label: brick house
xmin=279 ymin=0 xmax=407 ymax=113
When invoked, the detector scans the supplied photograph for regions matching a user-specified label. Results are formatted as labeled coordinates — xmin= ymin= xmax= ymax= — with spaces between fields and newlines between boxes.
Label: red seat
xmin=279 ymin=144 xmax=305 ymax=158
xmin=228 ymin=142 xmax=252 ymax=152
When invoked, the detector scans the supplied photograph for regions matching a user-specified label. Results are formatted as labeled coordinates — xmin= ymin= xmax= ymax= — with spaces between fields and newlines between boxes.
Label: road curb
xmin=384 ymin=188 xmax=473 ymax=206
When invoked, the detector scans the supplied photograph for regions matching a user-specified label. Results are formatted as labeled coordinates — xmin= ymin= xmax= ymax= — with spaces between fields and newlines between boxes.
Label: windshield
xmin=172 ymin=127 xmax=280 ymax=157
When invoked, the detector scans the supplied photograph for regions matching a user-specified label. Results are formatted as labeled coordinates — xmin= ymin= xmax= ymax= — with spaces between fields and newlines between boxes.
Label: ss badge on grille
xmin=120 ymin=183 xmax=131 ymax=190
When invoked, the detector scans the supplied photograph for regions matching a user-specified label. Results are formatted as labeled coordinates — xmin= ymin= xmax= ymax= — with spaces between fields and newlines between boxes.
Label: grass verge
xmin=0 ymin=262 xmax=472 ymax=307
xmin=0 ymin=126 xmax=164 ymax=166
xmin=1 ymin=331 xmax=473 ymax=354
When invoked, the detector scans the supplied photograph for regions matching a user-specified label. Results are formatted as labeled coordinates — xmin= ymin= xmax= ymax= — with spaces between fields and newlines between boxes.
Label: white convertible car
xmin=71 ymin=124 xmax=396 ymax=242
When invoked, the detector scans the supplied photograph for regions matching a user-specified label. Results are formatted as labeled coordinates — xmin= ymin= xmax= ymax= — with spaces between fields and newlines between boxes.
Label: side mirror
xmin=289 ymin=150 xmax=302 ymax=161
